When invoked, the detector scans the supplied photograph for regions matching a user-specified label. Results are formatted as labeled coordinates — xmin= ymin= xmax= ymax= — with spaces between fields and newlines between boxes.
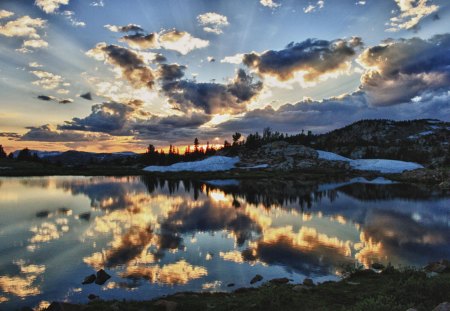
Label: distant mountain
xmin=12 ymin=150 xmax=63 ymax=158
xmin=311 ymin=119 xmax=450 ymax=166
xmin=12 ymin=149 xmax=139 ymax=165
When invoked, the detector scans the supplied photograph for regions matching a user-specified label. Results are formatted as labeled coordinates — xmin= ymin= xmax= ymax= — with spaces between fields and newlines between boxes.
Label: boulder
xmin=95 ymin=269 xmax=111 ymax=285
xmin=78 ymin=212 xmax=91 ymax=221
xmin=250 ymin=274 xmax=263 ymax=284
xmin=45 ymin=302 xmax=84 ymax=311
xmin=433 ymin=302 xmax=450 ymax=311
xmin=303 ymin=278 xmax=314 ymax=286
xmin=87 ymin=294 xmax=99 ymax=300
xmin=269 ymin=277 xmax=289 ymax=284
xmin=81 ymin=274 xmax=96 ymax=285
xmin=371 ymin=263 xmax=385 ymax=270
xmin=154 ymin=300 xmax=178 ymax=311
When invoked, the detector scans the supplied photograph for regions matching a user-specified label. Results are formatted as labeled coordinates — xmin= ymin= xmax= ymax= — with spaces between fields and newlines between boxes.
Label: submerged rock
xmin=250 ymin=274 xmax=263 ymax=284
xmin=36 ymin=211 xmax=50 ymax=218
xmin=269 ymin=277 xmax=289 ymax=284
xmin=78 ymin=212 xmax=91 ymax=221
xmin=45 ymin=302 xmax=83 ymax=311
xmin=95 ymin=269 xmax=111 ymax=285
xmin=82 ymin=274 xmax=96 ymax=285
xmin=371 ymin=263 xmax=385 ymax=270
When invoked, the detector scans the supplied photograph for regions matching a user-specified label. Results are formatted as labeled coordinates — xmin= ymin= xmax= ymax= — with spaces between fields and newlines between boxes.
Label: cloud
xmin=303 ymin=0 xmax=325 ymax=13
xmin=21 ymin=124 xmax=110 ymax=142
xmin=197 ymin=12 xmax=229 ymax=35
xmin=54 ymin=97 xmax=213 ymax=142
xmin=59 ymin=101 xmax=140 ymax=135
xmin=260 ymin=0 xmax=280 ymax=8
xmin=0 ymin=15 xmax=46 ymax=38
xmin=86 ymin=43 xmax=155 ymax=89
xmin=119 ymin=33 xmax=159 ymax=50
xmin=221 ymin=53 xmax=245 ymax=64
xmin=31 ymin=70 xmax=64 ymax=90
xmin=114 ymin=28 xmax=209 ymax=55
xmin=80 ymin=92 xmax=93 ymax=100
xmin=388 ymin=0 xmax=439 ymax=31
xmin=35 ymin=0 xmax=69 ymax=14
xmin=61 ymin=11 xmax=86 ymax=27
xmin=214 ymin=89 xmax=450 ymax=136
xmin=105 ymin=24 xmax=144 ymax=33
xmin=90 ymin=0 xmax=104 ymax=7
xmin=242 ymin=37 xmax=363 ymax=85
xmin=29 ymin=62 xmax=43 ymax=68
xmin=37 ymin=94 xmax=73 ymax=104
xmin=37 ymin=95 xmax=55 ymax=101
xmin=0 ymin=10 xmax=14 ymax=19
xmin=159 ymin=30 xmax=209 ymax=55
xmin=358 ymin=34 xmax=450 ymax=106
xmin=22 ymin=39 xmax=48 ymax=49
xmin=162 ymin=67 xmax=263 ymax=115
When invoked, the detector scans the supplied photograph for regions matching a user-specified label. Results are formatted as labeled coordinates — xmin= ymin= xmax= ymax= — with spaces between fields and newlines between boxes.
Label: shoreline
xmin=43 ymin=262 xmax=450 ymax=311
xmin=0 ymin=160 xmax=448 ymax=188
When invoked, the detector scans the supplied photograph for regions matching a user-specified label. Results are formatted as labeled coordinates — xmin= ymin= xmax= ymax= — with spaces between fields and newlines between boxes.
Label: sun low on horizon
xmin=0 ymin=0 xmax=449 ymax=153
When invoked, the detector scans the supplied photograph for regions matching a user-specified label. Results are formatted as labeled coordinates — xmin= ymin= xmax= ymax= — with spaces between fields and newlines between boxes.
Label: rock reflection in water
xmin=0 ymin=176 xmax=449 ymax=309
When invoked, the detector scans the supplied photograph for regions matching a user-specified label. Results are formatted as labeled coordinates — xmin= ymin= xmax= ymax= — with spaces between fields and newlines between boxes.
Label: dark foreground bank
xmin=42 ymin=262 xmax=450 ymax=311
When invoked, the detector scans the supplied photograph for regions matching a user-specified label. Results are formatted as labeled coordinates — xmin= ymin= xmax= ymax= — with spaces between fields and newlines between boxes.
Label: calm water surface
xmin=0 ymin=176 xmax=449 ymax=309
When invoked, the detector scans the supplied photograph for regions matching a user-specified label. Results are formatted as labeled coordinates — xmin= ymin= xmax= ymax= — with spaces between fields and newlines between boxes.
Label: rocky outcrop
xmin=238 ymin=141 xmax=350 ymax=171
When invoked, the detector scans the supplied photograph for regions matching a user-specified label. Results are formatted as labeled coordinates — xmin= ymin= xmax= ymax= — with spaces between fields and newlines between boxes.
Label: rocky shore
xmin=42 ymin=260 xmax=450 ymax=311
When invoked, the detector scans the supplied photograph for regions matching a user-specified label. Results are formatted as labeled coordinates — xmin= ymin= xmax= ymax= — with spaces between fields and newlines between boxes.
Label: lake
xmin=0 ymin=176 xmax=449 ymax=309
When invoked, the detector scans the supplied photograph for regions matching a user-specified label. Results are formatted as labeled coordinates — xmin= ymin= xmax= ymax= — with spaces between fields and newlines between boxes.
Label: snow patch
xmin=204 ymin=179 xmax=240 ymax=186
xmin=143 ymin=156 xmax=240 ymax=172
xmin=317 ymin=150 xmax=423 ymax=173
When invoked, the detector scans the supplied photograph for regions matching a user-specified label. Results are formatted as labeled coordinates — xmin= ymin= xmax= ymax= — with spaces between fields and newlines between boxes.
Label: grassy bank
xmin=47 ymin=266 xmax=450 ymax=311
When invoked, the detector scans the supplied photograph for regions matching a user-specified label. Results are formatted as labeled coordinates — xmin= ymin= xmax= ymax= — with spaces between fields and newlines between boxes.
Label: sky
xmin=0 ymin=0 xmax=449 ymax=153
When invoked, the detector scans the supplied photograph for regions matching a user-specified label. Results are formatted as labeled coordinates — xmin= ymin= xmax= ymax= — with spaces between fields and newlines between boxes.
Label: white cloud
xmin=90 ymin=0 xmax=104 ymax=7
xmin=35 ymin=0 xmax=69 ymax=14
xmin=31 ymin=70 xmax=64 ymax=90
xmin=61 ymin=11 xmax=86 ymax=27
xmin=159 ymin=30 xmax=209 ymax=55
xmin=197 ymin=12 xmax=229 ymax=35
xmin=0 ymin=10 xmax=14 ymax=19
xmin=0 ymin=16 xmax=46 ymax=38
xmin=303 ymin=0 xmax=325 ymax=13
xmin=387 ymin=0 xmax=438 ymax=31
xmin=29 ymin=62 xmax=43 ymax=68
xmin=260 ymin=0 xmax=280 ymax=8
xmin=221 ymin=53 xmax=245 ymax=64
xmin=22 ymin=39 xmax=48 ymax=49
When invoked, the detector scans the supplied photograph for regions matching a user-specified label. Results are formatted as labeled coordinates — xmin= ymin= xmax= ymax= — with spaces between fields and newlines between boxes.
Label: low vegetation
xmin=48 ymin=266 xmax=450 ymax=311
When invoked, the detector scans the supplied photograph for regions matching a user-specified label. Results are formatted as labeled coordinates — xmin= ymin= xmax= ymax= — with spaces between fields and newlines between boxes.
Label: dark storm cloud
xmin=80 ymin=92 xmax=92 ymax=100
xmin=119 ymin=32 xmax=159 ymax=50
xmin=87 ymin=43 xmax=155 ymax=89
xmin=59 ymin=99 xmax=73 ymax=104
xmin=162 ymin=68 xmax=263 ymax=114
xmin=359 ymin=34 xmax=450 ymax=106
xmin=105 ymin=23 xmax=144 ymax=33
xmin=37 ymin=95 xmax=73 ymax=104
xmin=242 ymin=37 xmax=363 ymax=82
xmin=21 ymin=124 xmax=110 ymax=142
xmin=214 ymin=89 xmax=450 ymax=135
xmin=157 ymin=63 xmax=187 ymax=81
xmin=55 ymin=98 xmax=212 ymax=141
xmin=59 ymin=101 xmax=138 ymax=135
xmin=0 ymin=132 xmax=21 ymax=139
xmin=37 ymin=95 xmax=54 ymax=101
